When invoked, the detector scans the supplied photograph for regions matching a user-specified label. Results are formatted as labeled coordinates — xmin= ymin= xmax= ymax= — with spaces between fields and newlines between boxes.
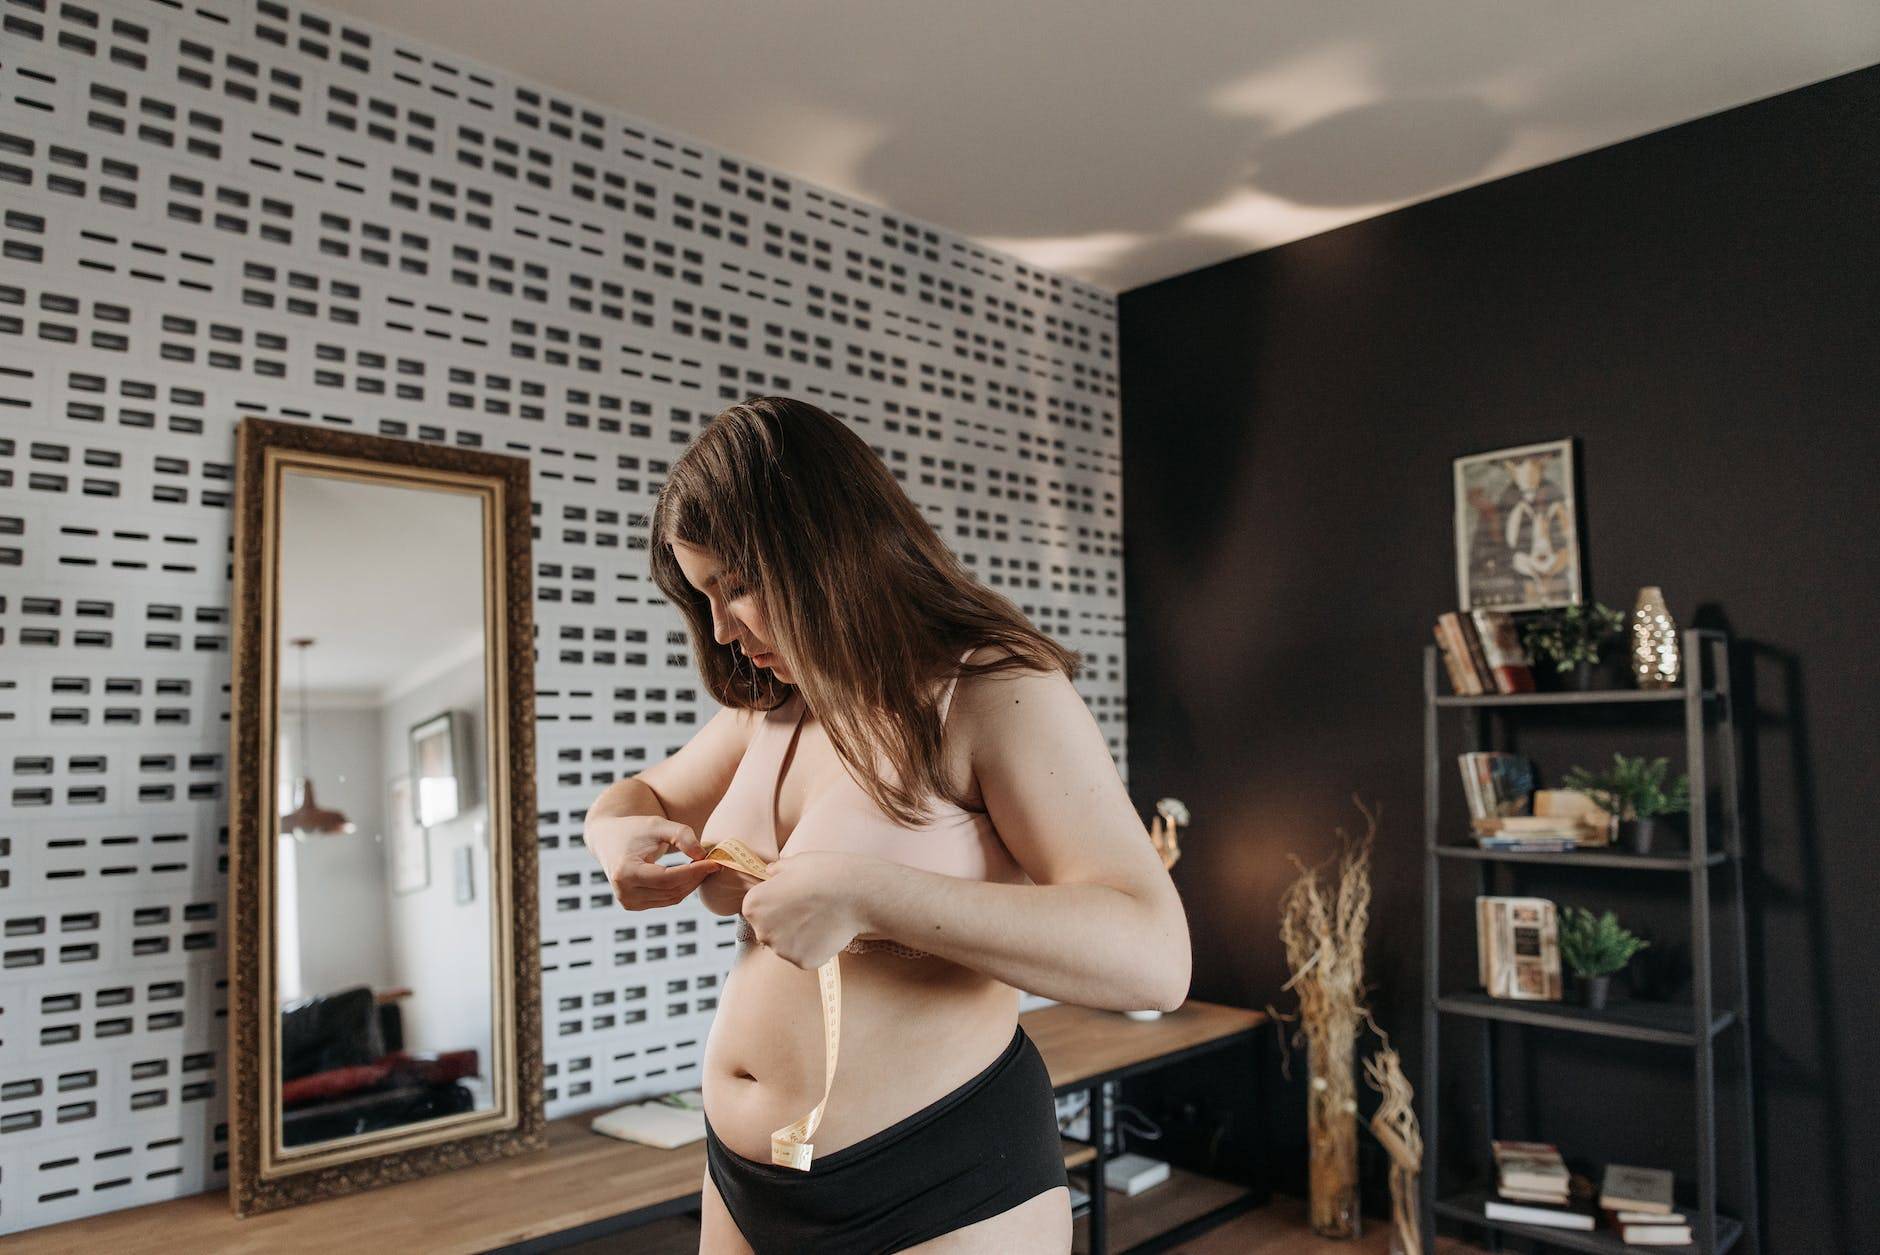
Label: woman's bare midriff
xmin=704 ymin=660 xmax=1030 ymax=1165
xmin=701 ymin=935 xmax=1021 ymax=1165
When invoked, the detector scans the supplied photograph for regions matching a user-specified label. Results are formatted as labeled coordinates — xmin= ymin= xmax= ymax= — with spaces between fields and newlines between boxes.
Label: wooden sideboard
xmin=8 ymin=1000 xmax=1266 ymax=1254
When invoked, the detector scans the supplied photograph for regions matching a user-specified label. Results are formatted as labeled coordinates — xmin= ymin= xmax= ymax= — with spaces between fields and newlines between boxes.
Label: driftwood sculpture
xmin=1364 ymin=1033 xmax=1424 ymax=1255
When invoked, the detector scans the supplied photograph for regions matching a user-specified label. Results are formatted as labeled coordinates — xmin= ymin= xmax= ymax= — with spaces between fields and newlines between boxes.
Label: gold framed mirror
xmin=227 ymin=417 xmax=545 ymax=1216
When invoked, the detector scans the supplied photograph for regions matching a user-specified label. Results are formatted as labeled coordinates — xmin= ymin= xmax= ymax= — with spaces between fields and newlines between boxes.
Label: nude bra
xmin=698 ymin=647 xmax=1032 ymax=1169
xmin=700 ymin=644 xmax=1032 ymax=960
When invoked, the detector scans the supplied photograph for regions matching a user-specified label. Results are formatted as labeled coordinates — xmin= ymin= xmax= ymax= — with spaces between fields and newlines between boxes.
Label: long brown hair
xmin=649 ymin=395 xmax=1083 ymax=825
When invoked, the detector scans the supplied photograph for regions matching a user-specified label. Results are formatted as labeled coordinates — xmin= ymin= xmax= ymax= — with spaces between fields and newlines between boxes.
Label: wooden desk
xmin=8 ymin=999 xmax=1265 ymax=1255
xmin=1029 ymin=1001 xmax=1268 ymax=1255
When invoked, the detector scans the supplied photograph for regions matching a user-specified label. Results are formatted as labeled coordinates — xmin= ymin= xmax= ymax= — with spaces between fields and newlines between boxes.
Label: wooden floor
xmin=1156 ymin=1193 xmax=1484 ymax=1254
xmin=560 ymin=1193 xmax=1485 ymax=1253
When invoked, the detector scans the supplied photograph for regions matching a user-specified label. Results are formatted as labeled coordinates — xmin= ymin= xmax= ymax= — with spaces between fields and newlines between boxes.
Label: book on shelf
xmin=1483 ymin=1198 xmax=1595 ymax=1230
xmin=1472 ymin=815 xmax=1595 ymax=837
xmin=1473 ymin=827 xmax=1581 ymax=837
xmin=1476 ymin=898 xmax=1562 ymax=1000
xmin=1605 ymin=1208 xmax=1695 ymax=1245
xmin=1434 ymin=620 xmax=1479 ymax=695
xmin=1534 ymin=788 xmax=1616 ymax=845
xmin=1456 ymin=613 xmax=1499 ymax=691
xmin=1499 ymin=1182 xmax=1571 ymax=1203
xmin=1470 ymin=608 xmax=1538 ymax=693
xmin=1474 ymin=838 xmax=1584 ymax=854
xmin=1619 ymin=1221 xmax=1695 ymax=1245
xmin=1457 ymin=751 xmax=1535 ymax=821
xmin=1600 ymin=1163 xmax=1675 ymax=1215
xmin=1616 ymin=1209 xmax=1688 ymax=1225
xmin=1487 ymin=815 xmax=1574 ymax=832
xmin=1492 ymin=1139 xmax=1570 ymax=1194
xmin=1435 ymin=612 xmax=1486 ymax=694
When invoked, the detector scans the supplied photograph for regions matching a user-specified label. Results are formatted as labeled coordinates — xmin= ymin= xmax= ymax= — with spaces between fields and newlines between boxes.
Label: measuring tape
xmin=701 ymin=837 xmax=841 ymax=1171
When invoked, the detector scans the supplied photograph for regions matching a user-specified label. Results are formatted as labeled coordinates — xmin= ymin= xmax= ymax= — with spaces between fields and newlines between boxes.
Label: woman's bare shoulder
xmin=952 ymin=643 xmax=1073 ymax=750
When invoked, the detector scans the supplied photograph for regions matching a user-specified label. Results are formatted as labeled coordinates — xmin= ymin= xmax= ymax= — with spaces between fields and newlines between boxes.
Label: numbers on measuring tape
xmin=703 ymin=838 xmax=844 ymax=1171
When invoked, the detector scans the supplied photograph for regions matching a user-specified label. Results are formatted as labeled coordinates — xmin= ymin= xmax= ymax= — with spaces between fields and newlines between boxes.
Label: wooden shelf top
xmin=1023 ymin=998 xmax=1266 ymax=1090
xmin=7 ymin=998 xmax=1264 ymax=1253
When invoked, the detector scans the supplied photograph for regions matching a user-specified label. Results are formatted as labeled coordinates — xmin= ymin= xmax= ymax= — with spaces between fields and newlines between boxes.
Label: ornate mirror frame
xmin=227 ymin=417 xmax=545 ymax=1216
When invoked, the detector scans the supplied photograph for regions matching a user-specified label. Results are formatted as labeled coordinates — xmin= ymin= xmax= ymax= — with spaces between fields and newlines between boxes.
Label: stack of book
xmin=1459 ymin=754 xmax=1608 ymax=851
xmin=1484 ymin=1140 xmax=1594 ymax=1229
xmin=1434 ymin=609 xmax=1536 ymax=695
xmin=1600 ymin=1164 xmax=1693 ymax=1246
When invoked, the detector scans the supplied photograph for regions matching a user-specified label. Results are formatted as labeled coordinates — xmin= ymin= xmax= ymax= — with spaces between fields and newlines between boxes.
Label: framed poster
xmin=387 ymin=773 xmax=429 ymax=895
xmin=1454 ymin=438 xmax=1584 ymax=611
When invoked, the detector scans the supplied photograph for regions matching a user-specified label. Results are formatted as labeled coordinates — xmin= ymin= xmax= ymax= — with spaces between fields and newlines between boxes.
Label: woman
xmin=583 ymin=397 xmax=1191 ymax=1254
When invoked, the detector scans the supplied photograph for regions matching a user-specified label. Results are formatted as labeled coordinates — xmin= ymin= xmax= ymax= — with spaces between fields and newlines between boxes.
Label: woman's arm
xmin=855 ymin=865 xmax=1187 ymax=1012
xmin=855 ymin=658 xmax=1192 ymax=1012
xmin=581 ymin=777 xmax=722 ymax=910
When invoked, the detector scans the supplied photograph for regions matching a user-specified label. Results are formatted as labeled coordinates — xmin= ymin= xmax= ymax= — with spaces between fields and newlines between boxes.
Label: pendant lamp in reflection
xmin=282 ymin=636 xmax=356 ymax=839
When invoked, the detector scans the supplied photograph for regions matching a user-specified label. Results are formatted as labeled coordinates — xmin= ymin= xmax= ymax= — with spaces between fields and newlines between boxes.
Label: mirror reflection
xmin=273 ymin=469 xmax=496 ymax=1151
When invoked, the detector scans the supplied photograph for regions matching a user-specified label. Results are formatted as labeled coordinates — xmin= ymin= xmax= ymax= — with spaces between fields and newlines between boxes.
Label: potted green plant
xmin=1557 ymin=907 xmax=1650 ymax=1009
xmin=1519 ymin=602 xmax=1626 ymax=690
xmin=1561 ymin=753 xmax=1691 ymax=854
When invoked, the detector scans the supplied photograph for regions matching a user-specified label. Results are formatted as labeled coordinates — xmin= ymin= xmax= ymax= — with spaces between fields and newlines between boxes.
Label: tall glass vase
xmin=1630 ymin=585 xmax=1681 ymax=688
xmin=1306 ymin=1026 xmax=1361 ymax=1238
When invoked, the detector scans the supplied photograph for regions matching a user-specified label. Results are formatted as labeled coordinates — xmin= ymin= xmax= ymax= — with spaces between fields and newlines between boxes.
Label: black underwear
xmin=703 ymin=1022 xmax=1068 ymax=1254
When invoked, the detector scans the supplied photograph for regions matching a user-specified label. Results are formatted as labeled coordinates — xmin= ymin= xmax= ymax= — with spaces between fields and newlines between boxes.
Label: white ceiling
xmin=318 ymin=1 xmax=1880 ymax=292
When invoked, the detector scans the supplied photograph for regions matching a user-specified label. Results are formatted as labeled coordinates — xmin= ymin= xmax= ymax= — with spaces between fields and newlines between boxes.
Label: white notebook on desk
xmin=590 ymin=1090 xmax=707 ymax=1149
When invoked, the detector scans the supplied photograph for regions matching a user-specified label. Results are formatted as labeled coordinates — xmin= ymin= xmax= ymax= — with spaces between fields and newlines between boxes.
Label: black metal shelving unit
xmin=1419 ymin=627 xmax=1759 ymax=1254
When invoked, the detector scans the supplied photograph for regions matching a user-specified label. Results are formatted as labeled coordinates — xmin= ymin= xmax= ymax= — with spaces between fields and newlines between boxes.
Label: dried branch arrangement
xmin=1364 ymin=1035 xmax=1424 ymax=1255
xmin=1277 ymin=794 xmax=1377 ymax=1238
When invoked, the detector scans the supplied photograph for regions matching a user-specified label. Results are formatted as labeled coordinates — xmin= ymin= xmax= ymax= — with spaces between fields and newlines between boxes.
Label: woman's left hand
xmin=741 ymin=850 xmax=885 ymax=969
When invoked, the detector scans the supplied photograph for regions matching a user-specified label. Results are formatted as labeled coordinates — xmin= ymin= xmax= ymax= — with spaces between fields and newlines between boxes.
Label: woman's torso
xmin=698 ymin=648 xmax=1035 ymax=1165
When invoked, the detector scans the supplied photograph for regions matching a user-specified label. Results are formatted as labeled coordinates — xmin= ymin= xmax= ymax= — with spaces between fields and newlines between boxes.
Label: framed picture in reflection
xmin=410 ymin=709 xmax=473 ymax=827
xmin=387 ymin=773 xmax=429 ymax=895
xmin=454 ymin=845 xmax=476 ymax=905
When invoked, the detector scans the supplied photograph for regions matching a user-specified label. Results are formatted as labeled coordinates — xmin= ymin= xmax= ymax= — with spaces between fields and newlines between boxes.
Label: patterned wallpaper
xmin=0 ymin=0 xmax=1122 ymax=1234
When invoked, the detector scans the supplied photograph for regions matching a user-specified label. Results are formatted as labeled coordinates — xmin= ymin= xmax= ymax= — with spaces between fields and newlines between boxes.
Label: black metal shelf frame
xmin=1436 ymin=845 xmax=1727 ymax=871
xmin=1060 ymin=1025 xmax=1268 ymax=1255
xmin=1433 ymin=1187 xmax=1744 ymax=1254
xmin=1419 ymin=627 xmax=1760 ymax=1255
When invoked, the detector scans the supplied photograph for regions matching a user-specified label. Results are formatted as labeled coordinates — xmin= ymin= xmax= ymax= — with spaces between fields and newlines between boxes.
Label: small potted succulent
xmin=1562 ymin=753 xmax=1691 ymax=854
xmin=1558 ymin=906 xmax=1650 ymax=1009
xmin=1520 ymin=602 xmax=1627 ymax=690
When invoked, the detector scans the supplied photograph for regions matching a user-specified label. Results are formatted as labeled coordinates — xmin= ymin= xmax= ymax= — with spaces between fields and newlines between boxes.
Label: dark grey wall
xmin=1119 ymin=63 xmax=1879 ymax=1252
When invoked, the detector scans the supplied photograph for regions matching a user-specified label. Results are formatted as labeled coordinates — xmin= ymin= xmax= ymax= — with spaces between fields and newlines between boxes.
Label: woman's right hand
xmin=584 ymin=812 xmax=720 ymax=911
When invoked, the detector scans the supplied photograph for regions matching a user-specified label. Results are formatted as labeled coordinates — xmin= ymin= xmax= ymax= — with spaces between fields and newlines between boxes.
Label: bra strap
xmin=938 ymin=645 xmax=975 ymax=725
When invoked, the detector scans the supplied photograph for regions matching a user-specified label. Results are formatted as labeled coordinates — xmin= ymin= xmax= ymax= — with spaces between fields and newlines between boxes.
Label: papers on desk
xmin=589 ymin=1088 xmax=706 ymax=1149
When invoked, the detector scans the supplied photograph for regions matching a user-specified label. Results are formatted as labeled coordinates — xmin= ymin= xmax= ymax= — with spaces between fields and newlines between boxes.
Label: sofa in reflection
xmin=278 ymin=984 xmax=480 ymax=1148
